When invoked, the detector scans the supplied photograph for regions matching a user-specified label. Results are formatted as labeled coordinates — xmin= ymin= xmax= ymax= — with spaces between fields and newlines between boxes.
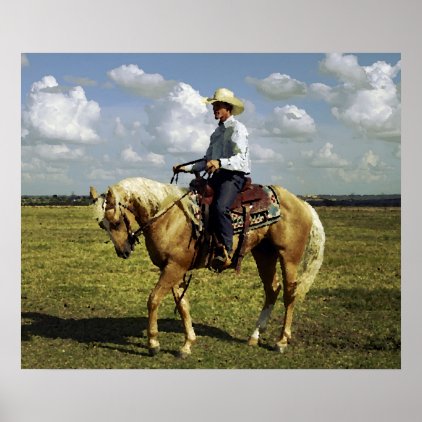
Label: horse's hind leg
xmin=172 ymin=282 xmax=196 ymax=359
xmin=248 ymin=243 xmax=281 ymax=346
xmin=275 ymin=258 xmax=299 ymax=353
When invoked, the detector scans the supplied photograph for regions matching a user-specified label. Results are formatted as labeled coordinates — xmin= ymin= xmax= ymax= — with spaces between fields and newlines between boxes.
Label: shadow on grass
xmin=21 ymin=312 xmax=245 ymax=356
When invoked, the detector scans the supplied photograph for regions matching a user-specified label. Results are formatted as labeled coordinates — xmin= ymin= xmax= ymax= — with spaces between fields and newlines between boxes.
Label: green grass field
xmin=21 ymin=205 xmax=401 ymax=369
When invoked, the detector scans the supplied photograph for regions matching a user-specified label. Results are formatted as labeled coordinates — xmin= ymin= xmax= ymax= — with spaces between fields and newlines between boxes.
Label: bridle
xmin=121 ymin=163 xmax=208 ymax=245
xmin=122 ymin=211 xmax=138 ymax=248
xmin=117 ymin=190 xmax=191 ymax=247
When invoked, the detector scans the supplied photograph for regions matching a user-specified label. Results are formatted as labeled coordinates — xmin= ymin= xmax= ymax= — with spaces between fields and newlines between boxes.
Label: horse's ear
xmin=89 ymin=186 xmax=99 ymax=203
xmin=105 ymin=187 xmax=121 ymax=224
xmin=105 ymin=187 xmax=115 ymax=207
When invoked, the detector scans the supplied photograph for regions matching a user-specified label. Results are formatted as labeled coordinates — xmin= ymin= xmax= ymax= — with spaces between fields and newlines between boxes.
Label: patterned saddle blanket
xmin=230 ymin=185 xmax=281 ymax=233
xmin=187 ymin=183 xmax=281 ymax=235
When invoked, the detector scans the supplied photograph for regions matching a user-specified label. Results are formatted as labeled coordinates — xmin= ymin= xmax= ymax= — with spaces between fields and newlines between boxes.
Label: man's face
xmin=212 ymin=102 xmax=231 ymax=122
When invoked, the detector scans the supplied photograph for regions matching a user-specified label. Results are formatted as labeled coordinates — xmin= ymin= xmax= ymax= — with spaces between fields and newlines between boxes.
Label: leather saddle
xmin=230 ymin=177 xmax=272 ymax=212
xmin=189 ymin=176 xmax=271 ymax=212
xmin=188 ymin=176 xmax=277 ymax=273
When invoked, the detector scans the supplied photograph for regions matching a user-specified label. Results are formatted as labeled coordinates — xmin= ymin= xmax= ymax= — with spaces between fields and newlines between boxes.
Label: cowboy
xmin=174 ymin=88 xmax=251 ymax=270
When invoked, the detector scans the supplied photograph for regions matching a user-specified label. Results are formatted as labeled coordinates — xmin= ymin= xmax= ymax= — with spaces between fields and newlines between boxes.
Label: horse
xmin=89 ymin=176 xmax=325 ymax=358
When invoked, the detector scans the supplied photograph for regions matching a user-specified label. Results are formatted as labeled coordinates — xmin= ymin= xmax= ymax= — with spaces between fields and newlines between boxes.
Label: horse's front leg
xmin=147 ymin=262 xmax=188 ymax=356
xmin=172 ymin=282 xmax=196 ymax=358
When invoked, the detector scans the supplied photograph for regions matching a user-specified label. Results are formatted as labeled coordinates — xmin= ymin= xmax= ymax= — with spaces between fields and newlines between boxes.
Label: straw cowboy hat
xmin=205 ymin=88 xmax=244 ymax=115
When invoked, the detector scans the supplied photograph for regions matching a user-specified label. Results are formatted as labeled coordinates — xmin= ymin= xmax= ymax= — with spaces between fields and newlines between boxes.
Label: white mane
xmin=118 ymin=177 xmax=185 ymax=203
xmin=93 ymin=177 xmax=190 ymax=222
xmin=118 ymin=177 xmax=187 ymax=216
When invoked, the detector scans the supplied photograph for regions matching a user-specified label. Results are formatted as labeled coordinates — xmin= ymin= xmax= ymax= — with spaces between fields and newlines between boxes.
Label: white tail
xmin=295 ymin=203 xmax=325 ymax=300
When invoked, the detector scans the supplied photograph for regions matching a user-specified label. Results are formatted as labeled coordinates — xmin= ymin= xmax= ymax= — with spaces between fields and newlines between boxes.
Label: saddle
xmin=188 ymin=176 xmax=278 ymax=273
xmin=189 ymin=176 xmax=271 ymax=211
xmin=230 ymin=177 xmax=272 ymax=212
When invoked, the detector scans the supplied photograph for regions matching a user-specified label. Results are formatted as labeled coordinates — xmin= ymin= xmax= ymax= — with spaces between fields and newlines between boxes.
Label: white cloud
xmin=309 ymin=82 xmax=340 ymax=103
xmin=87 ymin=168 xmax=117 ymax=181
xmin=363 ymin=150 xmax=380 ymax=167
xmin=363 ymin=60 xmax=401 ymax=89
xmin=120 ymin=145 xmax=165 ymax=167
xmin=319 ymin=52 xmax=371 ymax=88
xmin=312 ymin=53 xmax=401 ymax=142
xmin=245 ymin=73 xmax=307 ymax=100
xmin=32 ymin=144 xmax=85 ymax=161
xmin=21 ymin=157 xmax=72 ymax=185
xmin=251 ymin=144 xmax=284 ymax=163
xmin=144 ymin=82 xmax=214 ymax=154
xmin=303 ymin=142 xmax=350 ymax=168
xmin=332 ymin=150 xmax=390 ymax=183
xmin=114 ymin=117 xmax=127 ymax=138
xmin=331 ymin=87 xmax=400 ymax=141
xmin=146 ymin=152 xmax=166 ymax=166
xmin=261 ymin=105 xmax=316 ymax=140
xmin=22 ymin=157 xmax=62 ymax=174
xmin=121 ymin=145 xmax=143 ymax=163
xmin=21 ymin=172 xmax=72 ymax=185
xmin=131 ymin=121 xmax=141 ymax=135
xmin=108 ymin=64 xmax=176 ymax=99
xmin=22 ymin=75 xmax=101 ymax=144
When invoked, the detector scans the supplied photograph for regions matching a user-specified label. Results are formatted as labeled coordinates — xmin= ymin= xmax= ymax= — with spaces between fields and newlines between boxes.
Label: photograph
xmin=21 ymin=52 xmax=401 ymax=369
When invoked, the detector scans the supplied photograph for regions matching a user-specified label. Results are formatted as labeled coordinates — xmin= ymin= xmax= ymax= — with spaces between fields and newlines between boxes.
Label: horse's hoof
xmin=148 ymin=346 xmax=160 ymax=356
xmin=176 ymin=350 xmax=190 ymax=360
xmin=274 ymin=343 xmax=288 ymax=354
xmin=247 ymin=337 xmax=259 ymax=347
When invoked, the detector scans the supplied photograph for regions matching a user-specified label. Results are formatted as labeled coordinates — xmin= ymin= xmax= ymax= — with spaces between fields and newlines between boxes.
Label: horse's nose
xmin=123 ymin=245 xmax=133 ymax=259
xmin=116 ymin=247 xmax=130 ymax=259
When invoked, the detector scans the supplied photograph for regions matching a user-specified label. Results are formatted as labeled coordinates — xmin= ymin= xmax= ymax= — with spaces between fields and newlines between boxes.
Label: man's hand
xmin=206 ymin=159 xmax=221 ymax=174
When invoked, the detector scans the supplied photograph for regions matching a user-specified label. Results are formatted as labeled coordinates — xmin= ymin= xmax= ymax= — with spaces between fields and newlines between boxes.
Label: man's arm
xmin=173 ymin=157 xmax=206 ymax=173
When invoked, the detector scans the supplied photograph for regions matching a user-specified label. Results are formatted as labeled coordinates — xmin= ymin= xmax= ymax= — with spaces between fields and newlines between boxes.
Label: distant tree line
xmin=21 ymin=195 xmax=92 ymax=206
xmin=300 ymin=194 xmax=401 ymax=207
xmin=21 ymin=194 xmax=401 ymax=207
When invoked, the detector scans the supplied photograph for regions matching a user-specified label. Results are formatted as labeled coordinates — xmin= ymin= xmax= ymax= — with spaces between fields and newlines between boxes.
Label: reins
xmin=127 ymin=161 xmax=207 ymax=241
xmin=171 ymin=273 xmax=193 ymax=315
xmin=122 ymin=189 xmax=191 ymax=244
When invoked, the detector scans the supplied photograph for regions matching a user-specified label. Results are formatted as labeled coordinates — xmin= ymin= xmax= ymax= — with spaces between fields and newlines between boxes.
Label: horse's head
xmin=90 ymin=185 xmax=136 ymax=259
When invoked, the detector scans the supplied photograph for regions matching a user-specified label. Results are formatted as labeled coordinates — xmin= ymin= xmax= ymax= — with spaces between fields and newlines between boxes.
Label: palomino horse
xmin=90 ymin=176 xmax=325 ymax=358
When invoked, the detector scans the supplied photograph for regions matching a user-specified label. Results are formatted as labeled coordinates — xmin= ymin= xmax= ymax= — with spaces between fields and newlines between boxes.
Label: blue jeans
xmin=209 ymin=169 xmax=245 ymax=253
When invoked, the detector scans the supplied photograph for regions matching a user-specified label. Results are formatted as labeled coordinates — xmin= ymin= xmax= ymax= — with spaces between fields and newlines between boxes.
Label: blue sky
xmin=21 ymin=53 xmax=401 ymax=195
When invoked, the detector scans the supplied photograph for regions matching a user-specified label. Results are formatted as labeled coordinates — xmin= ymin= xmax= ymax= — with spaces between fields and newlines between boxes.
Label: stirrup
xmin=211 ymin=246 xmax=232 ymax=272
